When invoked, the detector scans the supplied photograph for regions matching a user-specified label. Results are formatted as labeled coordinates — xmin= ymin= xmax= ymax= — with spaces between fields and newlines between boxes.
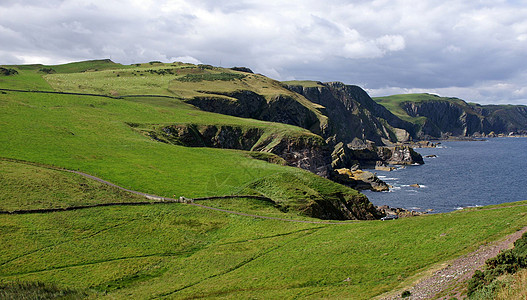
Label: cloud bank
xmin=1 ymin=0 xmax=526 ymax=104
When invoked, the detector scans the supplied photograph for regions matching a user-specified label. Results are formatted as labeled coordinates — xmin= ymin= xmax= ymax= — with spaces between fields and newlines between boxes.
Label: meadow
xmin=1 ymin=60 xmax=526 ymax=298
xmin=1 ymin=162 xmax=525 ymax=298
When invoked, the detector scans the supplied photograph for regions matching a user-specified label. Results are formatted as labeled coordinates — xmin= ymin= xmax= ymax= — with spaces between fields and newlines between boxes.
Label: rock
xmin=376 ymin=204 xmax=430 ymax=218
xmin=375 ymin=160 xmax=395 ymax=171
xmin=286 ymin=82 xmax=416 ymax=145
xmin=332 ymin=168 xmax=389 ymax=192
xmin=380 ymin=146 xmax=424 ymax=165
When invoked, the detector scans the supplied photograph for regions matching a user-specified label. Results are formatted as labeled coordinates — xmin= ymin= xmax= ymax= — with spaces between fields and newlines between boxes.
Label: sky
xmin=1 ymin=0 xmax=527 ymax=105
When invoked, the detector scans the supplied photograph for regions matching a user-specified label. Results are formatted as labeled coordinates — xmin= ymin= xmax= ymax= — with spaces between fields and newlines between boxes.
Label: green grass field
xmin=1 ymin=164 xmax=525 ymax=298
xmin=1 ymin=60 xmax=527 ymax=298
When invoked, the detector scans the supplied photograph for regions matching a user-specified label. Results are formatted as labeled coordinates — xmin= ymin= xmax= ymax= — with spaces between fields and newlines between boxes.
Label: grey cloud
xmin=1 ymin=0 xmax=526 ymax=105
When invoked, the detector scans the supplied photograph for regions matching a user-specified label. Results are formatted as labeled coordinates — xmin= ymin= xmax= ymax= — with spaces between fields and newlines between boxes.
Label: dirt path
xmin=380 ymin=226 xmax=527 ymax=299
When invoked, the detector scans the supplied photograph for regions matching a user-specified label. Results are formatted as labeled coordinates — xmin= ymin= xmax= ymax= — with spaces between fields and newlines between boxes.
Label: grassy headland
xmin=1 ymin=60 xmax=526 ymax=298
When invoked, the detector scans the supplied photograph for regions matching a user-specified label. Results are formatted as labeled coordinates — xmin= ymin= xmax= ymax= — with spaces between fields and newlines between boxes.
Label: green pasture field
xmin=281 ymin=80 xmax=325 ymax=88
xmin=2 ymin=60 xmax=527 ymax=299
xmin=373 ymin=94 xmax=432 ymax=124
xmin=0 ymin=159 xmax=145 ymax=211
xmin=0 ymin=90 xmax=333 ymax=202
xmin=0 ymin=178 xmax=525 ymax=298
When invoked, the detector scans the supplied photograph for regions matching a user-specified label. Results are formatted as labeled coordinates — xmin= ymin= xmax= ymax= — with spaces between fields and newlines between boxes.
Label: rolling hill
xmin=1 ymin=59 xmax=527 ymax=299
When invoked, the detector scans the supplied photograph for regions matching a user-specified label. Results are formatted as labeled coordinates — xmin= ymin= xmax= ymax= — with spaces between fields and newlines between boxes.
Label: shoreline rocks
xmin=376 ymin=205 xmax=429 ymax=218
xmin=332 ymin=168 xmax=389 ymax=192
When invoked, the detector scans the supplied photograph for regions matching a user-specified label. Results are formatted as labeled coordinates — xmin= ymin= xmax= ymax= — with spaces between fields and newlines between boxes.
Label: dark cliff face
xmin=471 ymin=104 xmax=527 ymax=134
xmin=145 ymin=124 xmax=331 ymax=177
xmin=184 ymin=83 xmax=425 ymax=176
xmin=287 ymin=82 xmax=415 ymax=145
xmin=331 ymin=142 xmax=423 ymax=169
xmin=187 ymin=91 xmax=324 ymax=135
xmin=400 ymin=100 xmax=527 ymax=138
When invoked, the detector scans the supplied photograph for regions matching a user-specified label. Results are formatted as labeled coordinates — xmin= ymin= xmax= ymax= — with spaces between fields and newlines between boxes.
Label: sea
xmin=362 ymin=137 xmax=527 ymax=213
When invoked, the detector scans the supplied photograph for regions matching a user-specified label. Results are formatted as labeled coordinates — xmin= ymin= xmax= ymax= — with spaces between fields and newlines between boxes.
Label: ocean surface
xmin=362 ymin=137 xmax=527 ymax=213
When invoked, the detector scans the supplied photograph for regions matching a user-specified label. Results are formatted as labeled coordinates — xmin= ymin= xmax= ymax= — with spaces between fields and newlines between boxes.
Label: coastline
xmin=363 ymin=137 xmax=527 ymax=214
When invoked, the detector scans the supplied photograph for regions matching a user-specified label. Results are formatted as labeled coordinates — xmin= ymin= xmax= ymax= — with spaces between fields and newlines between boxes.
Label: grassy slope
xmin=40 ymin=61 xmax=328 ymax=127
xmin=0 ymin=166 xmax=525 ymax=299
xmin=0 ymin=160 xmax=146 ymax=211
xmin=0 ymin=60 xmax=364 ymax=217
xmin=282 ymin=80 xmax=325 ymax=88
xmin=0 ymin=88 xmax=337 ymax=201
xmin=2 ymin=61 xmax=527 ymax=298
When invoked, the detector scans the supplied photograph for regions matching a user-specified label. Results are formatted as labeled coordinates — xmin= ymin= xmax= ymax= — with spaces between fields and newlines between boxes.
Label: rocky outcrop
xmin=301 ymin=192 xmax=382 ymax=220
xmin=375 ymin=161 xmax=396 ymax=171
xmin=393 ymin=95 xmax=527 ymax=138
xmin=187 ymin=91 xmax=324 ymax=135
xmin=331 ymin=141 xmax=424 ymax=169
xmin=144 ymin=123 xmax=331 ymax=177
xmin=332 ymin=168 xmax=390 ymax=192
xmin=286 ymin=82 xmax=415 ymax=145
xmin=381 ymin=146 xmax=425 ymax=165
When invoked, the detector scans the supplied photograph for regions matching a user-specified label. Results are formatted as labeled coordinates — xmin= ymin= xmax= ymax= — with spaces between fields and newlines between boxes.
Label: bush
xmin=39 ymin=67 xmax=56 ymax=74
xmin=467 ymin=232 xmax=527 ymax=297
xmin=401 ymin=290 xmax=411 ymax=298
xmin=230 ymin=66 xmax=254 ymax=73
xmin=0 ymin=67 xmax=18 ymax=76
xmin=176 ymin=72 xmax=246 ymax=82
xmin=197 ymin=64 xmax=214 ymax=70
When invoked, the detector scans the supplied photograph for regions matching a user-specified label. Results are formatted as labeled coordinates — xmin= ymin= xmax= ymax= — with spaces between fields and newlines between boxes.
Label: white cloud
xmin=0 ymin=0 xmax=526 ymax=104
xmin=172 ymin=56 xmax=202 ymax=65
xmin=376 ymin=35 xmax=405 ymax=52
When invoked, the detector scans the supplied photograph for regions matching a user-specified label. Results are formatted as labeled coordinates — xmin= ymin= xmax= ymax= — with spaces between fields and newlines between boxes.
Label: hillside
xmin=0 ymin=159 xmax=526 ymax=298
xmin=374 ymin=93 xmax=527 ymax=139
xmin=0 ymin=60 xmax=379 ymax=220
xmin=1 ymin=59 xmax=527 ymax=299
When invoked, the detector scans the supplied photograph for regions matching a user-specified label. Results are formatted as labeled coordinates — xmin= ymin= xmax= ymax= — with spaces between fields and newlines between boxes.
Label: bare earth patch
xmin=379 ymin=226 xmax=527 ymax=300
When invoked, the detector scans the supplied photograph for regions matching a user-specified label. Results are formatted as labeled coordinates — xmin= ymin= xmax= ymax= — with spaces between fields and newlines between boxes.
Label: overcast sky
xmin=1 ymin=0 xmax=527 ymax=105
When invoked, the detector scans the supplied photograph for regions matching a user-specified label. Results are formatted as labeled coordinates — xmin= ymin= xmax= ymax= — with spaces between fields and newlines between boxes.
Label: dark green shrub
xmin=467 ymin=232 xmax=527 ymax=297
xmin=176 ymin=72 xmax=246 ymax=82
xmin=39 ymin=67 xmax=56 ymax=74
xmin=0 ymin=67 xmax=18 ymax=76
xmin=230 ymin=66 xmax=253 ymax=73
xmin=401 ymin=290 xmax=411 ymax=298
xmin=198 ymin=64 xmax=214 ymax=70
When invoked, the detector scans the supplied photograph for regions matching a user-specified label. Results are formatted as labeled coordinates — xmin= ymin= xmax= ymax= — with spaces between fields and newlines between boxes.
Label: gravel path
xmin=380 ymin=226 xmax=527 ymax=299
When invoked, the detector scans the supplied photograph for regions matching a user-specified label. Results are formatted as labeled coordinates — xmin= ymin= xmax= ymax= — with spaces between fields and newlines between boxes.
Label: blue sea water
xmin=362 ymin=137 xmax=527 ymax=213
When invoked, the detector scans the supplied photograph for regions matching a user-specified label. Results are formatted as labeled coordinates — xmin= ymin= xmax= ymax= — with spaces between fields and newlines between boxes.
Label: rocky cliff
xmin=184 ymin=81 xmax=425 ymax=177
xmin=286 ymin=82 xmax=415 ymax=145
xmin=187 ymin=90 xmax=325 ymax=136
xmin=286 ymin=82 xmax=423 ymax=169
xmin=375 ymin=94 xmax=527 ymax=139
xmin=143 ymin=123 xmax=331 ymax=177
